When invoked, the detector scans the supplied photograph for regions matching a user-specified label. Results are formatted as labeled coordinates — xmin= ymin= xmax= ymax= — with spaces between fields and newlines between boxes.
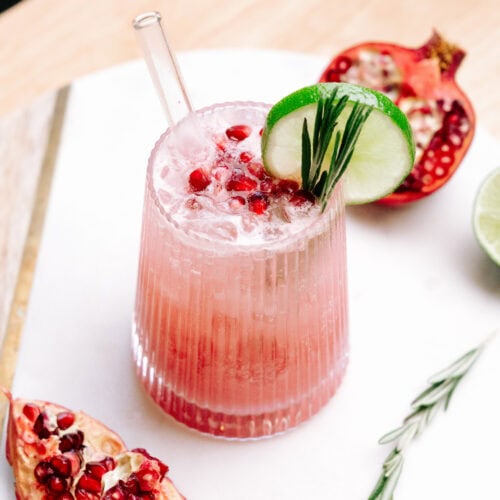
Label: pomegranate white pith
xmin=3 ymin=391 xmax=184 ymax=499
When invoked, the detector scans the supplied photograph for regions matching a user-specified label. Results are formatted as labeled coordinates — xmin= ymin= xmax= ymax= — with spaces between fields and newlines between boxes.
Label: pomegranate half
xmin=319 ymin=31 xmax=475 ymax=205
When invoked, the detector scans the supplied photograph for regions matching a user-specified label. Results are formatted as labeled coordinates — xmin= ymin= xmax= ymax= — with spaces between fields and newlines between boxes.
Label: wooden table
xmin=0 ymin=0 xmax=499 ymax=395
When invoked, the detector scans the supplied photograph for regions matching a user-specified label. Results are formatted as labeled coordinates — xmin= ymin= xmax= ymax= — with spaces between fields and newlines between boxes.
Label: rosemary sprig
xmin=368 ymin=333 xmax=496 ymax=500
xmin=301 ymin=88 xmax=372 ymax=211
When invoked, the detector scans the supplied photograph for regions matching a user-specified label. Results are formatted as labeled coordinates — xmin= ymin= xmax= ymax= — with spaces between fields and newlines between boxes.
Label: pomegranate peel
xmin=2 ymin=390 xmax=184 ymax=499
xmin=320 ymin=30 xmax=475 ymax=205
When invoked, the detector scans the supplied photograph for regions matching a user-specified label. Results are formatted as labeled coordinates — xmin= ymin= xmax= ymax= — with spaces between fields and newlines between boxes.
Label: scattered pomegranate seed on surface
xmin=188 ymin=168 xmax=211 ymax=192
xmin=247 ymin=192 xmax=269 ymax=214
xmin=226 ymin=170 xmax=258 ymax=191
xmin=225 ymin=124 xmax=251 ymax=141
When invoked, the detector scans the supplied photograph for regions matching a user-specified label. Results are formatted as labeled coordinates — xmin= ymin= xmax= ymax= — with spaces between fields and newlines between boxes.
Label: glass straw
xmin=133 ymin=12 xmax=193 ymax=127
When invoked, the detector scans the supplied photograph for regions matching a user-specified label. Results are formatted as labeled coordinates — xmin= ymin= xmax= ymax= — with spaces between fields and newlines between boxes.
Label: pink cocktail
xmin=133 ymin=102 xmax=348 ymax=438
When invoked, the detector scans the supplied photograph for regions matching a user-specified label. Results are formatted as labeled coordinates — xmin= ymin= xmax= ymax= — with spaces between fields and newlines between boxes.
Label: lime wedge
xmin=261 ymin=83 xmax=415 ymax=204
xmin=473 ymin=167 xmax=500 ymax=266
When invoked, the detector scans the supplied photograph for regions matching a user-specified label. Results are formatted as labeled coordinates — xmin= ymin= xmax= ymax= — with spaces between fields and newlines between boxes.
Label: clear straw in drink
xmin=133 ymin=12 xmax=192 ymax=127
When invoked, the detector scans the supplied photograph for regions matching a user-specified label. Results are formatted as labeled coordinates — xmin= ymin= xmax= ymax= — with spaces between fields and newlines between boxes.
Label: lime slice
xmin=473 ymin=167 xmax=500 ymax=266
xmin=261 ymin=83 xmax=415 ymax=204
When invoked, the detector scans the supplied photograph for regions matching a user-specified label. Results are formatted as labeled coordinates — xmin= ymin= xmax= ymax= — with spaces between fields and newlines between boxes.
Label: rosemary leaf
xmin=300 ymin=89 xmax=370 ymax=210
xmin=368 ymin=334 xmax=493 ymax=500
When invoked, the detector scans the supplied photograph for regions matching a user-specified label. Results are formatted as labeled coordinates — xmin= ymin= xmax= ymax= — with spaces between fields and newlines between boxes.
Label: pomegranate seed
xmin=258 ymin=128 xmax=263 ymax=136
xmin=226 ymin=170 xmax=258 ymax=192
xmin=247 ymin=162 xmax=266 ymax=180
xmin=225 ymin=124 xmax=251 ymax=141
xmin=239 ymin=151 xmax=253 ymax=163
xmin=34 ymin=412 xmax=55 ymax=439
xmin=289 ymin=190 xmax=315 ymax=207
xmin=99 ymin=456 xmax=116 ymax=472
xmin=132 ymin=449 xmax=169 ymax=478
xmin=47 ymin=475 xmax=68 ymax=493
xmin=50 ymin=455 xmax=72 ymax=478
xmin=85 ymin=461 xmax=108 ymax=480
xmin=188 ymin=168 xmax=211 ymax=192
xmin=122 ymin=474 xmax=140 ymax=493
xmin=277 ymin=179 xmax=299 ymax=194
xmin=228 ymin=196 xmax=245 ymax=210
xmin=336 ymin=56 xmax=352 ymax=72
xmin=75 ymin=490 xmax=100 ymax=500
xmin=34 ymin=460 xmax=56 ymax=484
xmin=247 ymin=192 xmax=269 ymax=214
xmin=56 ymin=412 xmax=75 ymax=430
xmin=22 ymin=403 xmax=40 ymax=421
xmin=259 ymin=179 xmax=277 ymax=194
xmin=102 ymin=485 xmax=126 ymax=500
xmin=77 ymin=474 xmax=101 ymax=493
xmin=135 ymin=468 xmax=160 ymax=492
xmin=57 ymin=493 xmax=75 ymax=500
xmin=59 ymin=430 xmax=84 ymax=452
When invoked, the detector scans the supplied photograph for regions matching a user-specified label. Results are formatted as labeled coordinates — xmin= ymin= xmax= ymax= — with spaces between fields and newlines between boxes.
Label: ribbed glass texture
xmin=133 ymin=103 xmax=349 ymax=439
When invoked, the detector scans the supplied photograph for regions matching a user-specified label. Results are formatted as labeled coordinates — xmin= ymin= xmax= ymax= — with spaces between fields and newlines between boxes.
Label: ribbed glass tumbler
xmin=133 ymin=102 xmax=349 ymax=439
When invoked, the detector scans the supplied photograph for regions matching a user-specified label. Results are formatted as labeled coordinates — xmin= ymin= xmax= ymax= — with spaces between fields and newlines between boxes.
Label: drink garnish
xmin=299 ymin=87 xmax=372 ymax=210
xmin=368 ymin=333 xmax=496 ymax=500
xmin=261 ymin=82 xmax=415 ymax=206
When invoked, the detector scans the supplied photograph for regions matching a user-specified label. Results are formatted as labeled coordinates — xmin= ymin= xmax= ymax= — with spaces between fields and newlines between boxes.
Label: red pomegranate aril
xmin=22 ymin=403 xmax=40 ymax=422
xmin=226 ymin=124 xmax=251 ymax=141
xmin=85 ymin=461 xmax=108 ymax=480
xmin=77 ymin=474 xmax=101 ymax=493
xmin=75 ymin=490 xmax=100 ymax=500
xmin=277 ymin=179 xmax=299 ymax=194
xmin=239 ymin=151 xmax=253 ymax=163
xmin=34 ymin=460 xmax=56 ymax=484
xmin=247 ymin=162 xmax=266 ymax=180
xmin=290 ymin=190 xmax=316 ymax=207
xmin=50 ymin=455 xmax=72 ymax=478
xmin=34 ymin=412 xmax=55 ymax=439
xmin=122 ymin=475 xmax=140 ymax=494
xmin=59 ymin=430 xmax=84 ymax=452
xmin=102 ymin=485 xmax=127 ymax=500
xmin=226 ymin=170 xmax=258 ymax=192
xmin=188 ymin=168 xmax=211 ymax=192
xmin=259 ymin=179 xmax=277 ymax=194
xmin=247 ymin=192 xmax=269 ymax=214
xmin=135 ymin=468 xmax=161 ymax=492
xmin=56 ymin=412 xmax=75 ymax=431
xmin=228 ymin=196 xmax=246 ymax=210
xmin=47 ymin=475 xmax=68 ymax=493
xmin=57 ymin=493 xmax=75 ymax=500
xmin=132 ymin=449 xmax=169 ymax=478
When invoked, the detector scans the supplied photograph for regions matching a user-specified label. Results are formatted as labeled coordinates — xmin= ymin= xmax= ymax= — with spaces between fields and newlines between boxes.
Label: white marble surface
xmin=1 ymin=50 xmax=499 ymax=499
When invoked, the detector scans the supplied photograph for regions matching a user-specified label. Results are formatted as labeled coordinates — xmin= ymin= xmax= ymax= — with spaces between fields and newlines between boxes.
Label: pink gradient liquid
xmin=133 ymin=102 xmax=348 ymax=438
